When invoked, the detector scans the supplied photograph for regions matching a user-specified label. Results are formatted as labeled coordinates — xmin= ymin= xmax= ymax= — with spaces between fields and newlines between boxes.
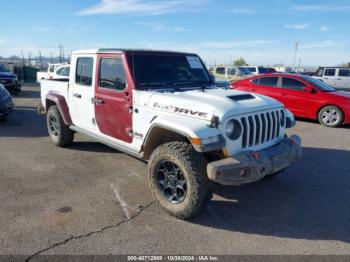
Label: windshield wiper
xmin=172 ymin=81 xmax=195 ymax=86
xmin=139 ymin=82 xmax=168 ymax=87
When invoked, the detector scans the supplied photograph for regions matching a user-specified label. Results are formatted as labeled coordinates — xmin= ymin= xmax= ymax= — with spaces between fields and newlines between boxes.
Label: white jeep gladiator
xmin=39 ymin=49 xmax=302 ymax=219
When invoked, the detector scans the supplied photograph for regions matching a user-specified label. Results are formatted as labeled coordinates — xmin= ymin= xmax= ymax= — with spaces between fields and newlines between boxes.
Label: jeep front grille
xmin=241 ymin=110 xmax=283 ymax=149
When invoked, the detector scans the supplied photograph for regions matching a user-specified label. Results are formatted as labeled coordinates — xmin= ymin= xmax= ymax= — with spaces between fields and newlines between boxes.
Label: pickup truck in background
xmin=39 ymin=49 xmax=302 ymax=219
xmin=311 ymin=67 xmax=350 ymax=90
xmin=37 ymin=63 xmax=68 ymax=82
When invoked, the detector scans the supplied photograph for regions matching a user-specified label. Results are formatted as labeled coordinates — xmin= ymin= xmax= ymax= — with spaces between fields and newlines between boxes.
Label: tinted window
xmin=252 ymin=77 xmax=278 ymax=86
xmin=258 ymin=67 xmax=269 ymax=74
xmin=282 ymin=77 xmax=305 ymax=91
xmin=315 ymin=68 xmax=323 ymax=76
xmin=99 ymin=58 xmax=126 ymax=91
xmin=216 ymin=67 xmax=225 ymax=74
xmin=245 ymin=67 xmax=257 ymax=73
xmin=49 ymin=65 xmax=55 ymax=73
xmin=228 ymin=68 xmax=237 ymax=75
xmin=63 ymin=67 xmax=70 ymax=76
xmin=238 ymin=67 xmax=251 ymax=75
xmin=339 ymin=69 xmax=350 ymax=77
xmin=324 ymin=68 xmax=335 ymax=76
xmin=76 ymin=58 xmax=93 ymax=86
xmin=0 ymin=64 xmax=7 ymax=72
xmin=56 ymin=68 xmax=64 ymax=75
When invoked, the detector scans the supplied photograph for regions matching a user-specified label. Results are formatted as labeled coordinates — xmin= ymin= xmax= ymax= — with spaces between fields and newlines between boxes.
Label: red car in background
xmin=232 ymin=73 xmax=350 ymax=127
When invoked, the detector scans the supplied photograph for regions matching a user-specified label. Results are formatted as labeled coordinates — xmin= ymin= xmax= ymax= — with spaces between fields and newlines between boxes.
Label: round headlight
xmin=280 ymin=110 xmax=286 ymax=127
xmin=225 ymin=119 xmax=242 ymax=140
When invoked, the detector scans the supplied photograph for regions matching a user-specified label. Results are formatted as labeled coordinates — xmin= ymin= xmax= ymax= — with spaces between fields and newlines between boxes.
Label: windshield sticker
xmin=186 ymin=56 xmax=203 ymax=69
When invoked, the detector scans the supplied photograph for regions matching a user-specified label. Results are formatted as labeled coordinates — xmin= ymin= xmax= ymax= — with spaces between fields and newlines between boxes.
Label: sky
xmin=0 ymin=0 xmax=349 ymax=66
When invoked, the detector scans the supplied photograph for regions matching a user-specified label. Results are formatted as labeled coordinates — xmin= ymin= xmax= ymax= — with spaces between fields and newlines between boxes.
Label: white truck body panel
xmin=41 ymin=49 xmax=291 ymax=158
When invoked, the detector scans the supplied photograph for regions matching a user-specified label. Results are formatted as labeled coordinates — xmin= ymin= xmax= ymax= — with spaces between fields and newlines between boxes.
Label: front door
xmin=337 ymin=68 xmax=350 ymax=89
xmin=323 ymin=68 xmax=337 ymax=87
xmin=280 ymin=77 xmax=318 ymax=117
xmin=69 ymin=56 xmax=96 ymax=132
xmin=94 ymin=54 xmax=133 ymax=143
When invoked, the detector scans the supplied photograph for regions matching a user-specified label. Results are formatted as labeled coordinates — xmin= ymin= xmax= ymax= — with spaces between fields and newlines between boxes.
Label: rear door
xmin=337 ymin=68 xmax=350 ymax=89
xmin=323 ymin=68 xmax=337 ymax=87
xmin=94 ymin=53 xmax=133 ymax=143
xmin=250 ymin=76 xmax=283 ymax=101
xmin=69 ymin=56 xmax=96 ymax=131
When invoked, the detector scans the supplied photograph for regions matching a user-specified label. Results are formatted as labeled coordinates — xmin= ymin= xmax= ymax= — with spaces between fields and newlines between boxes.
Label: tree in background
xmin=338 ymin=62 xmax=350 ymax=67
xmin=233 ymin=57 xmax=248 ymax=66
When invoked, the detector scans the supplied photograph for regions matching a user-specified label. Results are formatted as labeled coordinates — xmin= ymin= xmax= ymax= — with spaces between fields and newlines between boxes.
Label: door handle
xmin=281 ymin=93 xmax=288 ymax=96
xmin=251 ymin=89 xmax=256 ymax=92
xmin=324 ymin=77 xmax=329 ymax=79
xmin=73 ymin=93 xmax=81 ymax=98
xmin=337 ymin=78 xmax=342 ymax=80
xmin=94 ymin=97 xmax=105 ymax=105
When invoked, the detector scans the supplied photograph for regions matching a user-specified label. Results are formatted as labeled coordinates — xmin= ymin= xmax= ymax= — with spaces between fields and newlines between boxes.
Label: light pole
xmin=292 ymin=41 xmax=299 ymax=71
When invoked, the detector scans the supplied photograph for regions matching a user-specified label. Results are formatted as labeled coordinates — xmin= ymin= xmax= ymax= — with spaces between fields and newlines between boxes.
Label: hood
xmin=0 ymin=72 xmax=16 ymax=78
xmin=331 ymin=90 xmax=350 ymax=99
xmin=140 ymin=88 xmax=283 ymax=121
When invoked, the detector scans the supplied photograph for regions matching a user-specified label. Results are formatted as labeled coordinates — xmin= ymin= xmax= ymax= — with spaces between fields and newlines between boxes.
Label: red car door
xmin=94 ymin=53 xmax=133 ymax=143
xmin=280 ymin=77 xmax=319 ymax=118
xmin=249 ymin=76 xmax=284 ymax=101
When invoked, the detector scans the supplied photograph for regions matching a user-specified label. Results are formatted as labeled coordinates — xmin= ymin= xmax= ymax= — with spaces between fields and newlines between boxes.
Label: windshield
xmin=302 ymin=75 xmax=336 ymax=92
xmin=127 ymin=53 xmax=211 ymax=89
xmin=0 ymin=64 xmax=8 ymax=72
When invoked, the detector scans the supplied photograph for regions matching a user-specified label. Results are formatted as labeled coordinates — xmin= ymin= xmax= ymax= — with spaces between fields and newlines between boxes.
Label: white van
xmin=311 ymin=67 xmax=350 ymax=90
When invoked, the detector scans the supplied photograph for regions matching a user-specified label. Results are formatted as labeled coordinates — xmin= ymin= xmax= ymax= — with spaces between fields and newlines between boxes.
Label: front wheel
xmin=47 ymin=105 xmax=74 ymax=147
xmin=318 ymin=106 xmax=343 ymax=127
xmin=148 ymin=141 xmax=210 ymax=220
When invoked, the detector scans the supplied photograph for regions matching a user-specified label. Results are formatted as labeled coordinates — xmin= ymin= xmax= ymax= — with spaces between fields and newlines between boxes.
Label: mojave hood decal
xmin=152 ymin=102 xmax=210 ymax=120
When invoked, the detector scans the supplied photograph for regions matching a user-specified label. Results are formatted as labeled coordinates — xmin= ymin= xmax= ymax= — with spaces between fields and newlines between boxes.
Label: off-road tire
xmin=318 ymin=106 xmax=343 ymax=127
xmin=148 ymin=141 xmax=210 ymax=220
xmin=47 ymin=105 xmax=74 ymax=147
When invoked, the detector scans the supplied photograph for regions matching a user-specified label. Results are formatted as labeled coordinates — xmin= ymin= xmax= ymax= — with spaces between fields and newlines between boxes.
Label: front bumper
xmin=2 ymin=82 xmax=21 ymax=93
xmin=207 ymin=135 xmax=302 ymax=186
xmin=0 ymin=98 xmax=14 ymax=118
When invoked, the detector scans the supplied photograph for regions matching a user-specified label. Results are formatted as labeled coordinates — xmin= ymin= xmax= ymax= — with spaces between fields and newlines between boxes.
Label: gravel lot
xmin=1 ymin=84 xmax=350 ymax=260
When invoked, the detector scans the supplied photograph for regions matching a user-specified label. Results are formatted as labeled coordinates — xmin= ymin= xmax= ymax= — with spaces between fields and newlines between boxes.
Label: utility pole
xmin=21 ymin=50 xmax=25 ymax=66
xmin=28 ymin=52 xmax=31 ymax=66
xmin=58 ymin=44 xmax=62 ymax=63
xmin=39 ymin=51 xmax=43 ymax=69
xmin=62 ymin=45 xmax=65 ymax=63
xmin=292 ymin=41 xmax=299 ymax=71
xmin=298 ymin=57 xmax=302 ymax=72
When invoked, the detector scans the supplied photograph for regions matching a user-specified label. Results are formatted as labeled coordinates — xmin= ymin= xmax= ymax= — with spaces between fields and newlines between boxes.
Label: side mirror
xmin=303 ymin=86 xmax=316 ymax=93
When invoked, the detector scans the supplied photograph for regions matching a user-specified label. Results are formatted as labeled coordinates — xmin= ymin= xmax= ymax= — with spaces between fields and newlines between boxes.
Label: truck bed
xmin=40 ymin=79 xmax=69 ymax=109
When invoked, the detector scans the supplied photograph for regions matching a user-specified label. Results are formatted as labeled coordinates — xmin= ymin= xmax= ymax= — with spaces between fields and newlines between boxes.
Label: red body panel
xmin=46 ymin=92 xmax=72 ymax=125
xmin=233 ymin=73 xmax=350 ymax=124
xmin=94 ymin=53 xmax=134 ymax=143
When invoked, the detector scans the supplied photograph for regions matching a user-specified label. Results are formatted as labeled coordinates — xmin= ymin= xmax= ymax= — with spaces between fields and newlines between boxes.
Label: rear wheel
xmin=148 ymin=141 xmax=210 ymax=220
xmin=318 ymin=106 xmax=343 ymax=127
xmin=47 ymin=105 xmax=74 ymax=147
